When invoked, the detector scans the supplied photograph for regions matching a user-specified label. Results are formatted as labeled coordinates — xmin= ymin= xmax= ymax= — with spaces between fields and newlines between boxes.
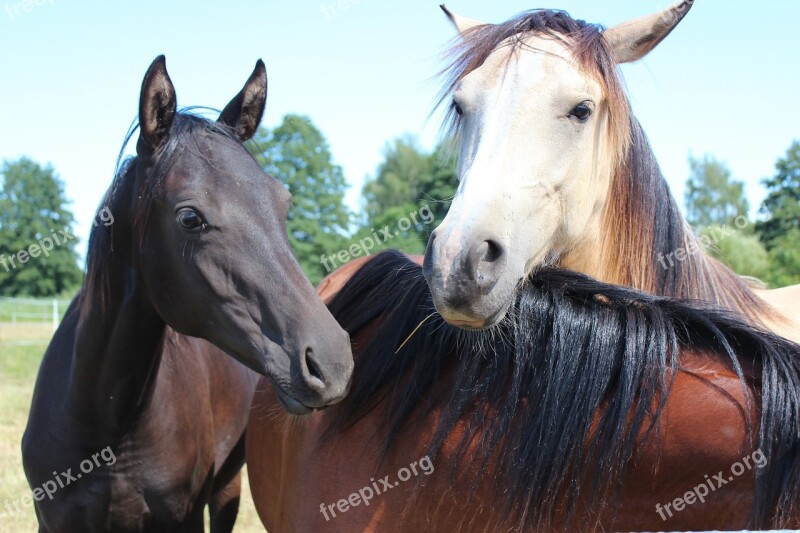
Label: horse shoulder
xmin=317 ymin=255 xmax=424 ymax=302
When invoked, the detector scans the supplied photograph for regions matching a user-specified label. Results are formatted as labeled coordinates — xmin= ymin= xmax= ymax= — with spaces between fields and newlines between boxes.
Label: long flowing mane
xmin=326 ymin=251 xmax=800 ymax=530
xmin=438 ymin=9 xmax=771 ymax=320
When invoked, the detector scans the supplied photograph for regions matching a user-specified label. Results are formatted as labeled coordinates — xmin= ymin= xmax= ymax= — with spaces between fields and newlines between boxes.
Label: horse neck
xmin=560 ymin=118 xmax=769 ymax=320
xmin=67 ymin=161 xmax=167 ymax=439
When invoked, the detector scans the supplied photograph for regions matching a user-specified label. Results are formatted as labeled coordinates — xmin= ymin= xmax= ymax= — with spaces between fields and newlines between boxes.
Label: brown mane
xmin=438 ymin=9 xmax=770 ymax=320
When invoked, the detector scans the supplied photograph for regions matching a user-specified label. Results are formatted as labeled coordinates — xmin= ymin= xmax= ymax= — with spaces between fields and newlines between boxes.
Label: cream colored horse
xmin=423 ymin=2 xmax=799 ymax=343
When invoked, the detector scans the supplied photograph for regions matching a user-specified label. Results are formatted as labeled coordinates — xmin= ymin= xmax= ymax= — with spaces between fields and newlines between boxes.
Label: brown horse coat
xmin=248 ymin=253 xmax=800 ymax=532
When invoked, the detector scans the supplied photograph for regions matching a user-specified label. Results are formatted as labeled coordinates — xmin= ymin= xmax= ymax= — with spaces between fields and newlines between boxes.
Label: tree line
xmin=685 ymin=142 xmax=800 ymax=288
xmin=0 ymin=114 xmax=797 ymax=296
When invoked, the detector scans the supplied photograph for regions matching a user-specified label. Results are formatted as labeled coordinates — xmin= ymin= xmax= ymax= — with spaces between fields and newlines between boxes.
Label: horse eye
xmin=569 ymin=102 xmax=593 ymax=123
xmin=176 ymin=208 xmax=206 ymax=231
xmin=453 ymin=101 xmax=464 ymax=117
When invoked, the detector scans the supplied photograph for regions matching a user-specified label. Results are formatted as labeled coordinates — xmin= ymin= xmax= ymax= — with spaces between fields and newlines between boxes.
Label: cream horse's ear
xmin=604 ymin=1 xmax=694 ymax=64
xmin=440 ymin=4 xmax=486 ymax=35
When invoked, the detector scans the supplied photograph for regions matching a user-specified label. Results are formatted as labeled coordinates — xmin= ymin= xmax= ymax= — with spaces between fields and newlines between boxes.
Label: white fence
xmin=0 ymin=297 xmax=72 ymax=345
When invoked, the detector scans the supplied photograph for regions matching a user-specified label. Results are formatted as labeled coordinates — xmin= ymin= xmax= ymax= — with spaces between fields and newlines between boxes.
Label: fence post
xmin=52 ymin=299 xmax=59 ymax=332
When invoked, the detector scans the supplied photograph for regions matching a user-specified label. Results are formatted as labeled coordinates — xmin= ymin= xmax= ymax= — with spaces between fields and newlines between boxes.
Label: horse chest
xmin=91 ymin=435 xmax=216 ymax=531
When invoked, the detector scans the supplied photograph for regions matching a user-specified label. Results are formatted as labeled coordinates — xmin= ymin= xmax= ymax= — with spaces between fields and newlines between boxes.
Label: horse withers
xmin=22 ymin=56 xmax=352 ymax=532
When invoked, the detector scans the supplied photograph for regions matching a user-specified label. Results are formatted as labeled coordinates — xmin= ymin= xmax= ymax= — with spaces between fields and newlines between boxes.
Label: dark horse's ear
xmin=139 ymin=55 xmax=177 ymax=151
xmin=218 ymin=60 xmax=267 ymax=142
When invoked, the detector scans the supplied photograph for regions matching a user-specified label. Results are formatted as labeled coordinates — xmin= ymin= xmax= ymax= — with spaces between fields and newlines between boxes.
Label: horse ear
xmin=218 ymin=60 xmax=267 ymax=142
xmin=604 ymin=1 xmax=694 ymax=64
xmin=439 ymin=4 xmax=485 ymax=35
xmin=139 ymin=55 xmax=177 ymax=150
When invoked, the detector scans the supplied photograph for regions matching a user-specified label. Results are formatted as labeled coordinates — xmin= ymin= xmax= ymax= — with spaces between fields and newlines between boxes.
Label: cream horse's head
xmin=424 ymin=2 xmax=694 ymax=328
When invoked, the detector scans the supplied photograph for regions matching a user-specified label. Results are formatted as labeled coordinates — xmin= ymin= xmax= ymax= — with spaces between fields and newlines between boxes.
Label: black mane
xmin=326 ymin=250 xmax=800 ymax=530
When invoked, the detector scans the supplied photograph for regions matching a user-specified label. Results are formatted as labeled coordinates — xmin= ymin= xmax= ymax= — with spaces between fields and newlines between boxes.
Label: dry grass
xmin=0 ymin=344 xmax=41 ymax=531
xmin=0 ymin=322 xmax=55 ymax=345
xmin=0 ymin=335 xmax=265 ymax=532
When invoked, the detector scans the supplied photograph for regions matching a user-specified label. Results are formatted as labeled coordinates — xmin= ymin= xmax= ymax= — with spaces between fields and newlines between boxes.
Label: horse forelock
xmin=438 ymin=9 xmax=632 ymax=178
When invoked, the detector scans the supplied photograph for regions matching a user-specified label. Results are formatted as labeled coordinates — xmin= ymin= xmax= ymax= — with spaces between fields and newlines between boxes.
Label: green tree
xmin=363 ymin=135 xmax=431 ymax=225
xmin=360 ymin=136 xmax=457 ymax=252
xmin=0 ymin=158 xmax=82 ymax=296
xmin=685 ymin=154 xmax=749 ymax=228
xmin=248 ymin=115 xmax=351 ymax=284
xmin=423 ymin=143 xmax=459 ymax=238
xmin=756 ymin=140 xmax=800 ymax=249
xmin=700 ymin=224 xmax=771 ymax=280
xmin=765 ymin=228 xmax=800 ymax=287
xmin=350 ymin=206 xmax=429 ymax=256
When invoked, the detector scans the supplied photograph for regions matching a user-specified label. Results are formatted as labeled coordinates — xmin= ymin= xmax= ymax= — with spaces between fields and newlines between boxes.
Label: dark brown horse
xmin=248 ymin=251 xmax=800 ymax=531
xmin=22 ymin=56 xmax=353 ymax=532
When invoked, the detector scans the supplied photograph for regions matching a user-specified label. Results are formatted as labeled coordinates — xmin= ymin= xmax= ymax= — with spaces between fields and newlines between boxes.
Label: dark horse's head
xmin=92 ymin=56 xmax=353 ymax=414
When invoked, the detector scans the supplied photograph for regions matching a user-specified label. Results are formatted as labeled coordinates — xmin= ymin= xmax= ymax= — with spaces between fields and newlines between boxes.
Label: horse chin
xmin=273 ymin=385 xmax=316 ymax=416
xmin=437 ymin=300 xmax=512 ymax=331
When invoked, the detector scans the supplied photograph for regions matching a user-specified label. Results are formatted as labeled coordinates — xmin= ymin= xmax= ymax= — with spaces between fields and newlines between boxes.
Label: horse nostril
xmin=470 ymin=237 xmax=506 ymax=293
xmin=482 ymin=240 xmax=504 ymax=263
xmin=304 ymin=348 xmax=324 ymax=383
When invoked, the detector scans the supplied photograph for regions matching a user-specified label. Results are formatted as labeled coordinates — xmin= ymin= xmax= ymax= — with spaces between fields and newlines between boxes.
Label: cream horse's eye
xmin=569 ymin=102 xmax=593 ymax=123
xmin=452 ymin=100 xmax=464 ymax=116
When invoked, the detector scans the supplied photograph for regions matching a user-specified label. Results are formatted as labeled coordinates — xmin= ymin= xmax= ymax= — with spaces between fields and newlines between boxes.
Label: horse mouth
xmin=447 ymin=318 xmax=487 ymax=330
xmin=273 ymin=384 xmax=316 ymax=416
xmin=438 ymin=299 xmax=511 ymax=331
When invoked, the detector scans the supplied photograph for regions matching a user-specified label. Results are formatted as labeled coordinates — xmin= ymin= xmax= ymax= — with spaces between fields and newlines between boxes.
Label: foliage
xmin=685 ymin=154 xmax=749 ymax=228
xmin=699 ymin=225 xmax=771 ymax=281
xmin=757 ymin=140 xmax=800 ymax=249
xmin=685 ymin=145 xmax=800 ymax=288
xmin=361 ymin=136 xmax=457 ymax=252
xmin=362 ymin=134 xmax=431 ymax=225
xmin=764 ymin=228 xmax=800 ymax=287
xmin=248 ymin=115 xmax=351 ymax=285
xmin=0 ymin=158 xmax=82 ymax=297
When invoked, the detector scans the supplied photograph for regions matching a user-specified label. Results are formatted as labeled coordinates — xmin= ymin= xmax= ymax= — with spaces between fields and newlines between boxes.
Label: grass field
xmin=0 ymin=298 xmax=71 ymax=323
xmin=0 ymin=297 xmax=71 ymax=346
xmin=0 ymin=331 xmax=265 ymax=531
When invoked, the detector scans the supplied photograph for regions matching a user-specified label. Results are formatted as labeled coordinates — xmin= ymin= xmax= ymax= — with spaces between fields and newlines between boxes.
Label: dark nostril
xmin=469 ymin=236 xmax=507 ymax=293
xmin=482 ymin=240 xmax=503 ymax=263
xmin=304 ymin=348 xmax=324 ymax=383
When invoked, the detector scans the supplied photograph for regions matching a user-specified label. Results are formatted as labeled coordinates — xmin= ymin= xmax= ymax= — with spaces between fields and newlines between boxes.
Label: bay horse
xmin=22 ymin=56 xmax=353 ymax=532
xmin=423 ymin=3 xmax=800 ymax=343
xmin=248 ymin=250 xmax=800 ymax=531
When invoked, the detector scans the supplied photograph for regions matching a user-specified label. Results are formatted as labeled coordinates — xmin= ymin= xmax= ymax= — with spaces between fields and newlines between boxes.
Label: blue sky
xmin=1 ymin=0 xmax=798 ymax=258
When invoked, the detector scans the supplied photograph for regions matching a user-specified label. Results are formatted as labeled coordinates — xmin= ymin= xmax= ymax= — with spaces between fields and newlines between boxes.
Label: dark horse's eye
xmin=569 ymin=102 xmax=593 ymax=123
xmin=176 ymin=208 xmax=206 ymax=231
